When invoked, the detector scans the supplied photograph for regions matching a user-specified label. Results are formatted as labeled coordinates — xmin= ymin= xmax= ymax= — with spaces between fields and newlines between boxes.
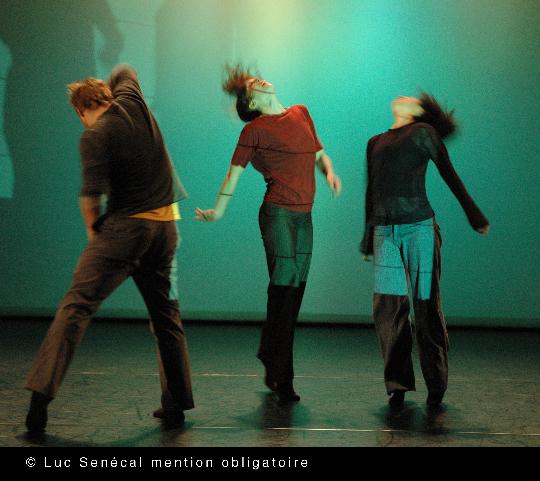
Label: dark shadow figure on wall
xmin=0 ymin=1 xmax=122 ymax=310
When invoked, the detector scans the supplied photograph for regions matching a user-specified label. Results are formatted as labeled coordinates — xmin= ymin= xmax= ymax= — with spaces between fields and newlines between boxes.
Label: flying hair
xmin=415 ymin=91 xmax=457 ymax=140
xmin=222 ymin=63 xmax=262 ymax=123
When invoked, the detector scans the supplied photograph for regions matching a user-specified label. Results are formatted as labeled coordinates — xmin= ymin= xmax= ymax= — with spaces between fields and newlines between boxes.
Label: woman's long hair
xmin=415 ymin=91 xmax=457 ymax=140
xmin=222 ymin=63 xmax=261 ymax=123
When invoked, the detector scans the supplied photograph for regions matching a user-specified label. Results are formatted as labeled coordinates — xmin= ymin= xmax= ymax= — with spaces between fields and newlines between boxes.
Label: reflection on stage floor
xmin=1 ymin=318 xmax=539 ymax=449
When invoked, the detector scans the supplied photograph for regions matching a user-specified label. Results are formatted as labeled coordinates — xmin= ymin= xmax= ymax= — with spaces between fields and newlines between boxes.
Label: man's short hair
xmin=67 ymin=78 xmax=113 ymax=111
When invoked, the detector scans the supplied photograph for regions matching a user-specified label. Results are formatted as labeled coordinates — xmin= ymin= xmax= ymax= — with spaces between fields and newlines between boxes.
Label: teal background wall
xmin=0 ymin=0 xmax=538 ymax=327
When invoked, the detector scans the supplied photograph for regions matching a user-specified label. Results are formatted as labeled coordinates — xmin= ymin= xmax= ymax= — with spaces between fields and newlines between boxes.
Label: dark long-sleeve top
xmin=79 ymin=64 xmax=187 ymax=219
xmin=360 ymin=122 xmax=488 ymax=255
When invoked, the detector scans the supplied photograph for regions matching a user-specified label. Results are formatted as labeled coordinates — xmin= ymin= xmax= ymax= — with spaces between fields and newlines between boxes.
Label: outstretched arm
xmin=424 ymin=126 xmax=489 ymax=234
xmin=316 ymin=149 xmax=342 ymax=196
xmin=195 ymin=164 xmax=245 ymax=221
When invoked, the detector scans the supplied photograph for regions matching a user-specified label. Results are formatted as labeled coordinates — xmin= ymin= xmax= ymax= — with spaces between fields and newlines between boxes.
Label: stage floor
xmin=1 ymin=318 xmax=539 ymax=449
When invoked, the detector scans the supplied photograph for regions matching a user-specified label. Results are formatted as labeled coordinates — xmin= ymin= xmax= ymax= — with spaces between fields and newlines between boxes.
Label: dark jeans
xmin=257 ymin=202 xmax=313 ymax=383
xmin=372 ymin=218 xmax=448 ymax=396
xmin=25 ymin=216 xmax=194 ymax=411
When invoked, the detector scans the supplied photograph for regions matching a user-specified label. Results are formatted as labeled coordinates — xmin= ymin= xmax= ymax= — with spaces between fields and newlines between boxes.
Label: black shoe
xmin=276 ymin=382 xmax=300 ymax=402
xmin=426 ymin=393 xmax=444 ymax=406
xmin=388 ymin=390 xmax=405 ymax=407
xmin=26 ymin=392 xmax=52 ymax=433
xmin=153 ymin=407 xmax=185 ymax=428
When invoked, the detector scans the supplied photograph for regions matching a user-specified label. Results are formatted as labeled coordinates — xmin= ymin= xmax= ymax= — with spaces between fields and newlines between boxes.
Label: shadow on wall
xmin=0 ymin=1 xmax=123 ymax=307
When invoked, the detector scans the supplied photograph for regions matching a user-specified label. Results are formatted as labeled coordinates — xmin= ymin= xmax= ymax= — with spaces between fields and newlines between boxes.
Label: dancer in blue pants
xmin=360 ymin=93 xmax=489 ymax=407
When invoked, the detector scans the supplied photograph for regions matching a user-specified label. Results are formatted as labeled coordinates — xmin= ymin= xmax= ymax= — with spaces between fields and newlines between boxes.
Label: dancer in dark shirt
xmin=25 ymin=65 xmax=194 ymax=432
xmin=196 ymin=64 xmax=341 ymax=402
xmin=361 ymin=93 xmax=489 ymax=407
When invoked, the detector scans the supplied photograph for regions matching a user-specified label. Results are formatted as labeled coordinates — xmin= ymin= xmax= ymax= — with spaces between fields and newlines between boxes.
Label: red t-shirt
xmin=231 ymin=105 xmax=323 ymax=212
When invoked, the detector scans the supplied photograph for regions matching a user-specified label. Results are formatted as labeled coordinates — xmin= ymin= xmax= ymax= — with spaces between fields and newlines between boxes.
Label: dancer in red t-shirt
xmin=196 ymin=64 xmax=341 ymax=402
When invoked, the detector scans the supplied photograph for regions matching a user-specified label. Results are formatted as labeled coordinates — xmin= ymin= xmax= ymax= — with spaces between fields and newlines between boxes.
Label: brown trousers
xmin=25 ymin=216 xmax=194 ymax=411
